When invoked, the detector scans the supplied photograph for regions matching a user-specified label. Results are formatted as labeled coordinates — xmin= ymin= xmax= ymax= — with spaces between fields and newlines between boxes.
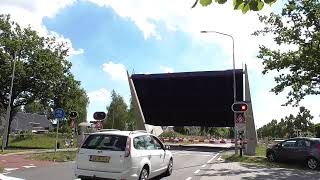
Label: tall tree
xmin=254 ymin=0 xmax=320 ymax=106
xmin=314 ymin=123 xmax=320 ymax=138
xmin=104 ymin=90 xmax=128 ymax=130
xmin=0 ymin=14 xmax=88 ymax=146
xmin=127 ymin=97 xmax=139 ymax=131
xmin=192 ymin=0 xmax=277 ymax=13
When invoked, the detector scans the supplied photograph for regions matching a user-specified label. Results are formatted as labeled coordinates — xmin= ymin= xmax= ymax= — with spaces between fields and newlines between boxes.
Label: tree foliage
xmin=192 ymin=0 xmax=277 ymax=13
xmin=104 ymin=90 xmax=129 ymax=130
xmin=254 ymin=0 xmax=320 ymax=106
xmin=257 ymin=106 xmax=315 ymax=138
xmin=0 ymin=14 xmax=88 ymax=144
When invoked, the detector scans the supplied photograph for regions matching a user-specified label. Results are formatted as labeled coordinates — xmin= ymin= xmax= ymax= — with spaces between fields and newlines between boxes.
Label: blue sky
xmin=1 ymin=0 xmax=319 ymax=128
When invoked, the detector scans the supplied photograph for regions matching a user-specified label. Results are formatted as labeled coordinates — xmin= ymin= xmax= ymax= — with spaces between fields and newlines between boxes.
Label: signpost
xmin=93 ymin=112 xmax=106 ymax=131
xmin=54 ymin=108 xmax=65 ymax=156
xmin=235 ymin=113 xmax=246 ymax=156
xmin=69 ymin=111 xmax=78 ymax=147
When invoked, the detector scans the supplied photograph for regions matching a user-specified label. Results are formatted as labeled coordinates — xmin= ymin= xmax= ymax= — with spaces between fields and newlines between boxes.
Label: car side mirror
xmin=164 ymin=145 xmax=170 ymax=150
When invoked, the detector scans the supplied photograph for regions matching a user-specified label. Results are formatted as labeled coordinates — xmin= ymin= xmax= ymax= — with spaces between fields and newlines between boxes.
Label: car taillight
xmin=125 ymin=137 xmax=131 ymax=157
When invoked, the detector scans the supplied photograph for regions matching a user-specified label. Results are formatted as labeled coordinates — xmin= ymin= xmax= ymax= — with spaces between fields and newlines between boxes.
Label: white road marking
xmin=22 ymin=165 xmax=36 ymax=169
xmin=194 ymin=169 xmax=200 ymax=174
xmin=201 ymin=164 xmax=206 ymax=168
xmin=207 ymin=153 xmax=219 ymax=163
xmin=174 ymin=153 xmax=211 ymax=157
xmin=4 ymin=168 xmax=19 ymax=172
xmin=185 ymin=177 xmax=192 ymax=180
xmin=0 ymin=174 xmax=25 ymax=180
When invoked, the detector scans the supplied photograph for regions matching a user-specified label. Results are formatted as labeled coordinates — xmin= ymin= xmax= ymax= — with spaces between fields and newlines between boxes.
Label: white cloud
xmin=84 ymin=0 xmax=274 ymax=71
xmin=160 ymin=65 xmax=174 ymax=73
xmin=102 ymin=61 xmax=127 ymax=81
xmin=0 ymin=0 xmax=83 ymax=57
xmin=87 ymin=88 xmax=111 ymax=102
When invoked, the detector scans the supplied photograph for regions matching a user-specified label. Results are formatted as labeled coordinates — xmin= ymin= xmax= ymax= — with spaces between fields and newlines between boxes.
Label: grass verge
xmin=0 ymin=150 xmax=25 ymax=155
xmin=6 ymin=134 xmax=77 ymax=149
xmin=255 ymin=144 xmax=267 ymax=156
xmin=222 ymin=154 xmax=307 ymax=170
xmin=0 ymin=166 xmax=4 ymax=173
xmin=27 ymin=151 xmax=77 ymax=162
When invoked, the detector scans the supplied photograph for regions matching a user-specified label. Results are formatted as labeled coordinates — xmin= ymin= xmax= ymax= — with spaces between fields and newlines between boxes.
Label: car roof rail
xmin=97 ymin=129 xmax=120 ymax=132
xmin=129 ymin=130 xmax=148 ymax=135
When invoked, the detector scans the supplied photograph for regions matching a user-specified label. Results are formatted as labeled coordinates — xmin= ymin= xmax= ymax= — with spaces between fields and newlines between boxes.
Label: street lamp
xmin=2 ymin=52 xmax=17 ymax=151
xmin=200 ymin=30 xmax=238 ymax=154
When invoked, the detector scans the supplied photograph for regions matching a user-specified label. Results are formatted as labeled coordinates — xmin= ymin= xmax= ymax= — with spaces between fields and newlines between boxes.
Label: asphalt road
xmin=5 ymin=147 xmax=222 ymax=180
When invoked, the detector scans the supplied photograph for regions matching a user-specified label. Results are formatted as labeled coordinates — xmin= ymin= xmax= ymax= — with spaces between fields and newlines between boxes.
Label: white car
xmin=75 ymin=130 xmax=173 ymax=180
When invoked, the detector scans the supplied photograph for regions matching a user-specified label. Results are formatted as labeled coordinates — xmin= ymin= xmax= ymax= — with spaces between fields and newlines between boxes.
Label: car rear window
xmin=81 ymin=134 xmax=127 ymax=151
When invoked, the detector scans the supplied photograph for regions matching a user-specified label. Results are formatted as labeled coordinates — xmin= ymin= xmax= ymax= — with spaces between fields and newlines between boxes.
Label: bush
xmin=160 ymin=131 xmax=179 ymax=138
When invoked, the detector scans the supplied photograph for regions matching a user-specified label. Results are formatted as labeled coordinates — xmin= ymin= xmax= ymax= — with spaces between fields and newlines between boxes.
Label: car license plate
xmin=90 ymin=155 xmax=110 ymax=163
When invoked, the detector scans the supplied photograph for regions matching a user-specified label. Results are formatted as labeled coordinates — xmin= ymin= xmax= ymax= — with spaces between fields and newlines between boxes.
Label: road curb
xmin=0 ymin=148 xmax=77 ymax=156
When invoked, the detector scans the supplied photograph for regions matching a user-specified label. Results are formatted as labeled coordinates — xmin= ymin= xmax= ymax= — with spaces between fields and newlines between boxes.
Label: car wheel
xmin=267 ymin=152 xmax=276 ymax=162
xmin=139 ymin=167 xmax=149 ymax=180
xmin=307 ymin=157 xmax=319 ymax=170
xmin=165 ymin=158 xmax=173 ymax=176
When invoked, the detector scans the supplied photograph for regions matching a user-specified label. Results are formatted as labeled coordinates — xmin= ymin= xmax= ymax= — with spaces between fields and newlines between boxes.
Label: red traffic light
xmin=231 ymin=102 xmax=248 ymax=112
xmin=93 ymin=112 xmax=106 ymax=120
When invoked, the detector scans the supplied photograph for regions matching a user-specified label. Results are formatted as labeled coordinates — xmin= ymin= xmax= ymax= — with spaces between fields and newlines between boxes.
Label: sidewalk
xmin=1 ymin=148 xmax=77 ymax=156
xmin=198 ymin=160 xmax=320 ymax=180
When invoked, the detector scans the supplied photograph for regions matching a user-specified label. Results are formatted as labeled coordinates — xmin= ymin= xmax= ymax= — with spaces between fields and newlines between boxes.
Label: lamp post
xmin=200 ymin=30 xmax=238 ymax=154
xmin=2 ymin=52 xmax=17 ymax=152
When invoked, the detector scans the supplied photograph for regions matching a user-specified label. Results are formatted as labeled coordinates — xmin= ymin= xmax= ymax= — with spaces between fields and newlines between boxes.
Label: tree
xmin=254 ymin=0 xmax=320 ymax=106
xmin=127 ymin=97 xmax=139 ymax=131
xmin=104 ymin=90 xmax=128 ymax=130
xmin=314 ymin=123 xmax=320 ymax=138
xmin=192 ymin=0 xmax=278 ymax=13
xmin=0 ymin=14 xmax=88 ymax=146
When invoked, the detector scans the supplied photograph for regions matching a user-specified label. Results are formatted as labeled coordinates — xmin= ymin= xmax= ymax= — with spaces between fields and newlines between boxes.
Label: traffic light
xmin=93 ymin=112 xmax=106 ymax=120
xmin=69 ymin=111 xmax=78 ymax=119
xmin=231 ymin=102 xmax=248 ymax=112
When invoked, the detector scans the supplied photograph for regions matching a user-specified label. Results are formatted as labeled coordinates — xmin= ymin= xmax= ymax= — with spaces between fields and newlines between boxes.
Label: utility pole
xmin=2 ymin=52 xmax=17 ymax=151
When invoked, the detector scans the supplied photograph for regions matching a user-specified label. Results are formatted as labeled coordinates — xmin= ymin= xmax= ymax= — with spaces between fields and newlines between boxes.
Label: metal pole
xmin=2 ymin=53 xmax=17 ymax=152
xmin=200 ymin=30 xmax=238 ymax=154
xmin=54 ymin=119 xmax=60 ymax=157
xmin=112 ymin=109 xmax=115 ymax=129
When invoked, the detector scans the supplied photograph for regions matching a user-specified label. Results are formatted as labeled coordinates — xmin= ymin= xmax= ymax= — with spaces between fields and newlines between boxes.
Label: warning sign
xmin=95 ymin=121 xmax=103 ymax=130
xmin=235 ymin=113 xmax=246 ymax=131
xmin=236 ymin=113 xmax=246 ymax=123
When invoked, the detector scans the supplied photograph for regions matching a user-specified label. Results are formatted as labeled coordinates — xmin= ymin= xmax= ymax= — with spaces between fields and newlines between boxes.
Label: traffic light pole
xmin=200 ymin=30 xmax=238 ymax=154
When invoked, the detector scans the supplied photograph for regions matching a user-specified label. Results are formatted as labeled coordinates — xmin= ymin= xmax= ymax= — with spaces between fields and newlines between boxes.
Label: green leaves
xmin=196 ymin=0 xmax=277 ymax=13
xmin=200 ymin=0 xmax=212 ymax=6
xmin=233 ymin=0 xmax=244 ymax=10
xmin=215 ymin=0 xmax=227 ymax=4
xmin=0 ymin=14 xmax=89 ymax=124
xmin=264 ymin=0 xmax=277 ymax=6
xmin=255 ymin=0 xmax=320 ymax=106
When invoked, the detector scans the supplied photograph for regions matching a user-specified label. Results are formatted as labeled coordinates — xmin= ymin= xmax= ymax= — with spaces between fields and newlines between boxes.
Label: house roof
xmin=11 ymin=112 xmax=52 ymax=131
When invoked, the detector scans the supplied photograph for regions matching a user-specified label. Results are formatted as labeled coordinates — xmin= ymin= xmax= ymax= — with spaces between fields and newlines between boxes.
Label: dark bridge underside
xmin=131 ymin=69 xmax=243 ymax=127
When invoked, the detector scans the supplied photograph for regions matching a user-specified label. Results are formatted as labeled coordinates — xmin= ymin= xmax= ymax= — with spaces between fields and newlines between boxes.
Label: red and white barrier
xmin=159 ymin=137 xmax=247 ymax=144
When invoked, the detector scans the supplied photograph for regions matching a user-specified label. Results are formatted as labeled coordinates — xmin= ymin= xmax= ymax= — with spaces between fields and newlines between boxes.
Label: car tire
xmin=164 ymin=158 xmax=173 ymax=176
xmin=139 ymin=167 xmax=149 ymax=180
xmin=306 ymin=157 xmax=319 ymax=170
xmin=267 ymin=152 xmax=276 ymax=162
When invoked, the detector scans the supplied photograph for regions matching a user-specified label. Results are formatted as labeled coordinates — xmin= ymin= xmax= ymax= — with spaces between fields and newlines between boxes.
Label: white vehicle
xmin=75 ymin=130 xmax=173 ymax=180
